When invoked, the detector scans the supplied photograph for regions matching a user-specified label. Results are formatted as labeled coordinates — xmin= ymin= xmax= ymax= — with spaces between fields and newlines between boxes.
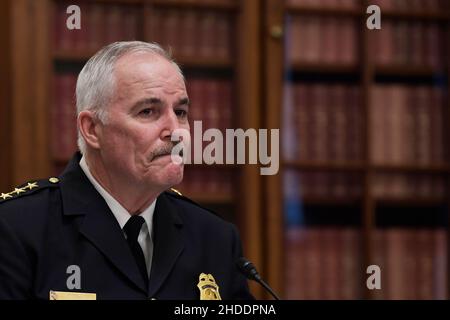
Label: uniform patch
xmin=0 ymin=179 xmax=58 ymax=203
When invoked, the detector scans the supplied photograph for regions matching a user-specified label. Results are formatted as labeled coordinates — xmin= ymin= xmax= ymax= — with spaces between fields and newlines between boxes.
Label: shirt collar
xmin=79 ymin=155 xmax=156 ymax=234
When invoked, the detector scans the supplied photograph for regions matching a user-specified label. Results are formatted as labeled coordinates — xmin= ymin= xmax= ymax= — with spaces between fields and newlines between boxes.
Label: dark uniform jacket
xmin=0 ymin=153 xmax=253 ymax=300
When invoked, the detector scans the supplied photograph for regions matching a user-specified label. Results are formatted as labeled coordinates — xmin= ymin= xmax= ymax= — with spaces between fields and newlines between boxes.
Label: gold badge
xmin=49 ymin=290 xmax=97 ymax=300
xmin=49 ymin=177 xmax=59 ymax=184
xmin=197 ymin=273 xmax=221 ymax=300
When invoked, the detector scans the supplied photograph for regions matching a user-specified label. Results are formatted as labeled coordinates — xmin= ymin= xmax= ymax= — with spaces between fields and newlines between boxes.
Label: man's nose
xmin=160 ymin=111 xmax=180 ymax=141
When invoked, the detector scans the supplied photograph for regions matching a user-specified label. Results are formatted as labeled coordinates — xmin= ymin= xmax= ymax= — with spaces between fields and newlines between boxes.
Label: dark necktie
xmin=123 ymin=215 xmax=148 ymax=286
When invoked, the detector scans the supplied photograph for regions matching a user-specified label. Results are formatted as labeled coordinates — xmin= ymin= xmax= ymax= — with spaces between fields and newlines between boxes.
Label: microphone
xmin=236 ymin=257 xmax=281 ymax=300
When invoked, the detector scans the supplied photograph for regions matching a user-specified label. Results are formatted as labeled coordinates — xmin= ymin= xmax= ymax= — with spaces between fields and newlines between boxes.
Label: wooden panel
xmin=263 ymin=0 xmax=284 ymax=298
xmin=0 ymin=0 xmax=12 ymax=191
xmin=447 ymin=14 xmax=450 ymax=300
xmin=237 ymin=0 xmax=263 ymax=299
xmin=10 ymin=0 xmax=51 ymax=185
xmin=34 ymin=0 xmax=52 ymax=181
xmin=361 ymin=0 xmax=375 ymax=300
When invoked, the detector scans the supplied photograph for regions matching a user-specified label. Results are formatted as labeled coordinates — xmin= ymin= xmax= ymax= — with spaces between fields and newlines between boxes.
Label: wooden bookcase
xmin=0 ymin=0 xmax=265 ymax=298
xmin=2 ymin=0 xmax=449 ymax=300
xmin=264 ymin=0 xmax=450 ymax=299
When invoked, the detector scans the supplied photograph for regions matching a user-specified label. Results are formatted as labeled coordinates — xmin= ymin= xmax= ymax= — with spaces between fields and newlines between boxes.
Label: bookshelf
xmin=2 ymin=0 xmax=449 ymax=300
xmin=265 ymin=0 xmax=450 ymax=299
xmin=1 ymin=0 xmax=264 ymax=298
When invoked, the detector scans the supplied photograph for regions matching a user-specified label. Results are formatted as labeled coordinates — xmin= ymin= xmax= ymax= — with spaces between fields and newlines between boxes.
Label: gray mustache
xmin=150 ymin=142 xmax=182 ymax=161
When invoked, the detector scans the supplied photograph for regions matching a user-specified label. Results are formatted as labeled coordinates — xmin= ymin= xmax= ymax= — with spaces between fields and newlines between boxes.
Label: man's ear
xmin=78 ymin=110 xmax=102 ymax=150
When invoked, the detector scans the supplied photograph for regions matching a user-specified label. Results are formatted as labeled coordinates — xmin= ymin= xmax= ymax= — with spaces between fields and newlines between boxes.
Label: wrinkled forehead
xmin=114 ymin=51 xmax=185 ymax=90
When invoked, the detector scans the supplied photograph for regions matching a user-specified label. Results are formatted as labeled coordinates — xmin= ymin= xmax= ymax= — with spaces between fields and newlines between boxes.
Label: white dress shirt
xmin=79 ymin=156 xmax=155 ymax=277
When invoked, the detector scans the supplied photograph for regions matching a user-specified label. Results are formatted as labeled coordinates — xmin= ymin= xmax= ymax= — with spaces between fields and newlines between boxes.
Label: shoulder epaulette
xmin=165 ymin=188 xmax=186 ymax=200
xmin=0 ymin=177 xmax=60 ymax=203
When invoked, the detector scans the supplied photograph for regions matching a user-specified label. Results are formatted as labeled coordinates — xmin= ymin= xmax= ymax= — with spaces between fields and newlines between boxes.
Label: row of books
xmin=284 ymin=170 xmax=362 ymax=199
xmin=284 ymin=170 xmax=447 ymax=200
xmin=283 ymin=84 xmax=363 ymax=162
xmin=149 ymin=9 xmax=233 ymax=60
xmin=287 ymin=16 xmax=358 ymax=65
xmin=186 ymin=78 xmax=233 ymax=134
xmin=186 ymin=78 xmax=234 ymax=159
xmin=372 ymin=228 xmax=447 ymax=300
xmin=370 ymin=0 xmax=448 ymax=12
xmin=283 ymin=83 xmax=447 ymax=165
xmin=372 ymin=22 xmax=445 ymax=68
xmin=370 ymin=85 xmax=446 ymax=165
xmin=54 ymin=2 xmax=140 ymax=52
xmin=174 ymin=166 xmax=234 ymax=198
xmin=54 ymin=3 xmax=234 ymax=61
xmin=285 ymin=227 xmax=362 ymax=300
xmin=51 ymin=74 xmax=78 ymax=162
xmin=286 ymin=0 xmax=359 ymax=9
xmin=285 ymin=227 xmax=447 ymax=300
xmin=372 ymin=173 xmax=446 ymax=200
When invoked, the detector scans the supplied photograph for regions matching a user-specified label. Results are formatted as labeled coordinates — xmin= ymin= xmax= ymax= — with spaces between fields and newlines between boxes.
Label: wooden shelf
xmin=151 ymin=0 xmax=239 ymax=11
xmin=284 ymin=160 xmax=365 ymax=171
xmin=53 ymin=50 xmax=234 ymax=68
xmin=302 ymin=196 xmax=362 ymax=206
xmin=53 ymin=157 xmax=73 ymax=165
xmin=382 ymin=10 xmax=449 ymax=21
xmin=183 ymin=192 xmax=234 ymax=203
xmin=290 ymin=62 xmax=359 ymax=74
xmin=88 ymin=0 xmax=145 ymax=5
xmin=373 ymin=164 xmax=450 ymax=173
xmin=376 ymin=65 xmax=447 ymax=77
xmin=285 ymin=5 xmax=361 ymax=17
xmin=375 ymin=197 xmax=447 ymax=207
xmin=175 ymin=56 xmax=233 ymax=69
xmin=285 ymin=5 xmax=450 ymax=20
xmin=284 ymin=161 xmax=450 ymax=173
xmin=53 ymin=50 xmax=97 ymax=62
xmin=55 ymin=0 xmax=144 ymax=4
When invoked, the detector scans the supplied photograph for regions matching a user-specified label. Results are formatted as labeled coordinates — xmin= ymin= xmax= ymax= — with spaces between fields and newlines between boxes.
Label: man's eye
xmin=175 ymin=109 xmax=188 ymax=118
xmin=138 ymin=108 xmax=153 ymax=116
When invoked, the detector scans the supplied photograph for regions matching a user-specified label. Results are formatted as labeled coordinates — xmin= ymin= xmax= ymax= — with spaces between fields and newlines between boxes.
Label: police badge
xmin=197 ymin=273 xmax=222 ymax=300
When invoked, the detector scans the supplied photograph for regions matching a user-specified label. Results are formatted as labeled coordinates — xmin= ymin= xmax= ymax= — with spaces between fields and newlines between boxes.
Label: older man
xmin=0 ymin=41 xmax=253 ymax=300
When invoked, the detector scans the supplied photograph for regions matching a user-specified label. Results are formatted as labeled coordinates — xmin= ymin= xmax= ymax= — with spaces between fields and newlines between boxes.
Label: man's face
xmin=97 ymin=52 xmax=190 ymax=190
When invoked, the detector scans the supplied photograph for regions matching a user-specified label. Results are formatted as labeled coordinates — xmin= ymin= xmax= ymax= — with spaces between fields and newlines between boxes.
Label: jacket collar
xmin=148 ymin=193 xmax=184 ymax=297
xmin=59 ymin=153 xmax=185 ymax=297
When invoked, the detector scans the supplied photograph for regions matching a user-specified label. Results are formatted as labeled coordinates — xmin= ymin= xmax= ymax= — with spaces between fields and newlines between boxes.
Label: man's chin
xmin=155 ymin=165 xmax=184 ymax=189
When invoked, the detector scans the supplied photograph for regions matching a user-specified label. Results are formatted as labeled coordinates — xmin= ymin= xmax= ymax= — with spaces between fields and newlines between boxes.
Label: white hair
xmin=76 ymin=41 xmax=184 ymax=154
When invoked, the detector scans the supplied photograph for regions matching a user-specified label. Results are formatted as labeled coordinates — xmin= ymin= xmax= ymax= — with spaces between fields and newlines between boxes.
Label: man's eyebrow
xmin=178 ymin=97 xmax=190 ymax=106
xmin=130 ymin=98 xmax=162 ymax=112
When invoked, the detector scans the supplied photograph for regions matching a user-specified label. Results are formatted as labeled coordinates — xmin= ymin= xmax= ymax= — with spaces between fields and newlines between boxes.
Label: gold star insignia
xmin=26 ymin=182 xmax=38 ymax=190
xmin=0 ymin=193 xmax=13 ymax=200
xmin=13 ymin=187 xmax=26 ymax=195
